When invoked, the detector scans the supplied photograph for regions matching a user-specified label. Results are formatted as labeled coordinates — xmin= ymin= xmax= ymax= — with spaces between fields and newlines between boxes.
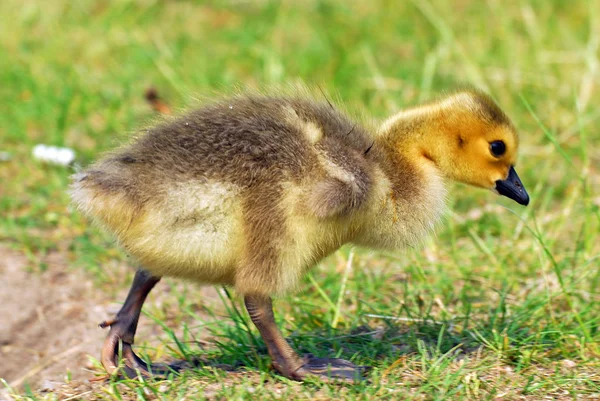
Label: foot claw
xmin=293 ymin=356 xmax=370 ymax=382
xmin=107 ymin=341 xmax=186 ymax=379
xmin=99 ymin=318 xmax=118 ymax=329
xmin=101 ymin=329 xmax=190 ymax=379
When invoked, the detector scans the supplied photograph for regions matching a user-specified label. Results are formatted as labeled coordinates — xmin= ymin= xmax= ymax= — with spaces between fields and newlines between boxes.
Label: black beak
xmin=495 ymin=166 xmax=529 ymax=206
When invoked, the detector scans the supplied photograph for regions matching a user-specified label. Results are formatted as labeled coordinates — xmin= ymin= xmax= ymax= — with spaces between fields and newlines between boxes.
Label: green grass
xmin=1 ymin=0 xmax=599 ymax=399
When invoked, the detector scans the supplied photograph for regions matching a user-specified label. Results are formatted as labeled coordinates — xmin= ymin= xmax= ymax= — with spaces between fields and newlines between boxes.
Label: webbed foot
xmin=101 ymin=318 xmax=186 ymax=378
xmin=244 ymin=295 xmax=371 ymax=383
xmin=99 ymin=269 xmax=185 ymax=379
xmin=292 ymin=355 xmax=370 ymax=382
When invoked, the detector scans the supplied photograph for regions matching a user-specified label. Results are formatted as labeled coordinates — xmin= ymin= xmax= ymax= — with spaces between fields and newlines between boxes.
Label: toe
xmin=294 ymin=357 xmax=370 ymax=382
xmin=121 ymin=343 xmax=181 ymax=378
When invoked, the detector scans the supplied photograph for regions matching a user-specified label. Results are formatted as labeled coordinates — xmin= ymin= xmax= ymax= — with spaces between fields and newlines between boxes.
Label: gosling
xmin=71 ymin=90 xmax=529 ymax=381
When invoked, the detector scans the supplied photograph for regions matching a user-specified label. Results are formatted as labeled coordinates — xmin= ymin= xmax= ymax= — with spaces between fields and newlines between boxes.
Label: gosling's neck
xmin=353 ymin=107 xmax=449 ymax=250
xmin=374 ymin=108 xmax=442 ymax=185
xmin=375 ymin=99 xmax=470 ymax=183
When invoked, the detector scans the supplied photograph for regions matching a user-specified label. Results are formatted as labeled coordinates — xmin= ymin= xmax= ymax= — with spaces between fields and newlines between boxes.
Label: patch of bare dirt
xmin=0 ymin=246 xmax=109 ymax=390
xmin=0 ymin=244 xmax=224 ymax=397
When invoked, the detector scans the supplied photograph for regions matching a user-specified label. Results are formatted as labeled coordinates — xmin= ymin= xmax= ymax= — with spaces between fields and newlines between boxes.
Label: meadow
xmin=0 ymin=0 xmax=599 ymax=399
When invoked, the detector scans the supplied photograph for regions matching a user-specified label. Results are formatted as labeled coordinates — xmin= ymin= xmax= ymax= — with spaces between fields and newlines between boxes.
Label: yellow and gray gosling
xmin=71 ymin=90 xmax=529 ymax=381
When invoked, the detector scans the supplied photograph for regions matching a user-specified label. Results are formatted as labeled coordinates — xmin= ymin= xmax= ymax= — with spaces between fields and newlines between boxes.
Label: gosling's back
xmin=71 ymin=95 xmax=375 ymax=293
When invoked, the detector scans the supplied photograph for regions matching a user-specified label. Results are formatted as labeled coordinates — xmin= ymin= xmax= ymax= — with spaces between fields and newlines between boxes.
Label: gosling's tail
xmin=69 ymin=168 xmax=143 ymax=237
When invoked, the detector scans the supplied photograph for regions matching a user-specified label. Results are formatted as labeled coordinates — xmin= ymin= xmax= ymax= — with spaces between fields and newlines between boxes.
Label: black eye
xmin=490 ymin=140 xmax=506 ymax=157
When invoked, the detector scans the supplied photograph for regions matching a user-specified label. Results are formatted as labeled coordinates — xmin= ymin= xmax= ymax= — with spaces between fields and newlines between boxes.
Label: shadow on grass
xmin=136 ymin=289 xmax=569 ymax=379
xmin=147 ymin=321 xmax=482 ymax=378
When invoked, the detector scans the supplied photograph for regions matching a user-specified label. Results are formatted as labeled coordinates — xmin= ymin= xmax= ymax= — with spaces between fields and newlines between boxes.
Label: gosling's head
xmin=384 ymin=90 xmax=529 ymax=205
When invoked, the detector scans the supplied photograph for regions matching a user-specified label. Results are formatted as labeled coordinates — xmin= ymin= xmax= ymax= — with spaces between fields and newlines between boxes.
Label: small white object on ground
xmin=0 ymin=151 xmax=11 ymax=162
xmin=32 ymin=144 xmax=76 ymax=166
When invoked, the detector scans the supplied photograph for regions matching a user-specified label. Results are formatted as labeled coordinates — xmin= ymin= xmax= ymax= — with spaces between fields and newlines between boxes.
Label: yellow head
xmin=382 ymin=90 xmax=529 ymax=205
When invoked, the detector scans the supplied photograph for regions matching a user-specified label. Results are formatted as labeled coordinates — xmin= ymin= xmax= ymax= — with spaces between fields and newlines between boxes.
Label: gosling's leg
xmin=244 ymin=295 xmax=368 ymax=381
xmin=100 ymin=269 xmax=177 ymax=378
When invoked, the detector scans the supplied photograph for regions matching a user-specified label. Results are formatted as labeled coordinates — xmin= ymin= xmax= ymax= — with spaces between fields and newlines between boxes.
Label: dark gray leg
xmin=244 ymin=295 xmax=368 ymax=381
xmin=100 ymin=269 xmax=176 ymax=377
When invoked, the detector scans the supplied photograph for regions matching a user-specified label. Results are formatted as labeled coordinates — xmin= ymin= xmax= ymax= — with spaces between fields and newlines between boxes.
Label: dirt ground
xmin=0 ymin=245 xmax=112 ymax=391
xmin=0 ymin=244 xmax=195 ymax=396
xmin=0 ymin=243 xmax=226 ymax=399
